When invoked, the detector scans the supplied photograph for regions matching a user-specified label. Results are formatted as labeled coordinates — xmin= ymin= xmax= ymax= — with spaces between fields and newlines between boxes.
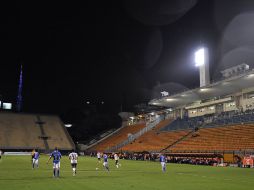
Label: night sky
xmin=1 ymin=0 xmax=254 ymax=115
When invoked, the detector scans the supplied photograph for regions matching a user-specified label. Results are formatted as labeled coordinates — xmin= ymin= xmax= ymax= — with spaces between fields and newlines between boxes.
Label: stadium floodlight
xmin=194 ymin=47 xmax=210 ymax=87
xmin=195 ymin=48 xmax=205 ymax=67
xmin=64 ymin=124 xmax=72 ymax=128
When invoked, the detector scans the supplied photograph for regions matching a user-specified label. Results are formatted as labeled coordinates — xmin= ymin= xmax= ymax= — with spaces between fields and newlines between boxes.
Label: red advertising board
xmin=243 ymin=156 xmax=254 ymax=167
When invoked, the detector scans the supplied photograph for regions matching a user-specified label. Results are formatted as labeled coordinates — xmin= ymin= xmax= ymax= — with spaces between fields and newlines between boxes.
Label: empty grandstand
xmin=0 ymin=112 xmax=75 ymax=152
xmin=86 ymin=64 xmax=254 ymax=164
xmin=87 ymin=122 xmax=146 ymax=152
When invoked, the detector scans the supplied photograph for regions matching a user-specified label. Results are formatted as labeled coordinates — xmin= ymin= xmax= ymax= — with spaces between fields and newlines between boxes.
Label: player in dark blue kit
xmin=103 ymin=153 xmax=109 ymax=171
xmin=47 ymin=147 xmax=62 ymax=178
xmin=159 ymin=154 xmax=166 ymax=172
xmin=32 ymin=149 xmax=40 ymax=169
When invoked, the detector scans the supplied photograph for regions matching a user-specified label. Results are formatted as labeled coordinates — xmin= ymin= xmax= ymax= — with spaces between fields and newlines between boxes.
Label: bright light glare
xmin=3 ymin=103 xmax=12 ymax=110
xmin=247 ymin=74 xmax=254 ymax=78
xmin=64 ymin=124 xmax=72 ymax=128
xmin=195 ymin=48 xmax=205 ymax=66
xmin=200 ymin=88 xmax=210 ymax=92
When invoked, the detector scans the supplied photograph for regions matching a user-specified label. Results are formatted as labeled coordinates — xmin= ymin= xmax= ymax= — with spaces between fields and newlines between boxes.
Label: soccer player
xmin=0 ymin=150 xmax=2 ymax=159
xmin=97 ymin=152 xmax=101 ymax=163
xmin=31 ymin=149 xmax=35 ymax=162
xmin=47 ymin=147 xmax=62 ymax=178
xmin=159 ymin=154 xmax=166 ymax=172
xmin=32 ymin=149 xmax=40 ymax=169
xmin=103 ymin=153 xmax=109 ymax=171
xmin=69 ymin=149 xmax=78 ymax=176
xmin=114 ymin=153 xmax=120 ymax=168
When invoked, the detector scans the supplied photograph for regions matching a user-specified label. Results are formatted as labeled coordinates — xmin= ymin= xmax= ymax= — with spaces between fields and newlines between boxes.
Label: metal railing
xmin=106 ymin=116 xmax=164 ymax=152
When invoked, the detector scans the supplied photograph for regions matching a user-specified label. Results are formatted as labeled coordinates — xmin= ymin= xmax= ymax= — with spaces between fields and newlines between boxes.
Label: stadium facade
xmin=87 ymin=63 xmax=254 ymax=165
xmin=149 ymin=64 xmax=254 ymax=119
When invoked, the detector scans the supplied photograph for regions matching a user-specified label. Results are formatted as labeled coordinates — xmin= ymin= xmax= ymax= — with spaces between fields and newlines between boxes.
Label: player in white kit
xmin=114 ymin=153 xmax=120 ymax=168
xmin=0 ymin=150 xmax=3 ymax=159
xmin=69 ymin=149 xmax=78 ymax=176
xmin=97 ymin=152 xmax=101 ymax=163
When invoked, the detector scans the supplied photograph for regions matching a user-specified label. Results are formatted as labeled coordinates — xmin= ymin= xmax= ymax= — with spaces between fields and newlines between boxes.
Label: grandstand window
xmin=225 ymin=102 xmax=236 ymax=108
xmin=2 ymin=103 xmax=12 ymax=110
xmin=198 ymin=108 xmax=205 ymax=112
xmin=248 ymin=94 xmax=254 ymax=99
xmin=209 ymin=106 xmax=215 ymax=110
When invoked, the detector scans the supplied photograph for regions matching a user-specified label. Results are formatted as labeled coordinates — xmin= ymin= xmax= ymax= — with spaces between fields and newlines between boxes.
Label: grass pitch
xmin=0 ymin=155 xmax=253 ymax=190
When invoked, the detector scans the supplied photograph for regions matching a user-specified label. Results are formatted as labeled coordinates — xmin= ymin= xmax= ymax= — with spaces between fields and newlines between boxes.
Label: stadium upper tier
xmin=0 ymin=112 xmax=75 ymax=151
xmin=149 ymin=69 xmax=254 ymax=108
xmin=160 ymin=109 xmax=254 ymax=131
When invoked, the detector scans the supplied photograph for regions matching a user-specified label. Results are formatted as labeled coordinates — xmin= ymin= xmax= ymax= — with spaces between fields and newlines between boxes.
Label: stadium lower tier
xmin=88 ymin=119 xmax=173 ymax=152
xmin=121 ymin=123 xmax=254 ymax=153
xmin=87 ymin=123 xmax=146 ymax=152
xmin=0 ymin=113 xmax=75 ymax=151
xmin=88 ymin=117 xmax=254 ymax=153
xmin=168 ymin=124 xmax=254 ymax=152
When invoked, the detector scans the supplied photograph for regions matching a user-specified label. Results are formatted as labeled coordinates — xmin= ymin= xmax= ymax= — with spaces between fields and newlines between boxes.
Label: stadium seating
xmin=0 ymin=113 xmax=44 ymax=149
xmin=120 ymin=119 xmax=192 ymax=152
xmin=87 ymin=123 xmax=146 ymax=152
xmin=169 ymin=124 xmax=254 ymax=152
xmin=87 ymin=109 xmax=254 ymax=154
xmin=122 ymin=130 xmax=191 ymax=152
xmin=161 ymin=110 xmax=254 ymax=131
xmin=161 ymin=117 xmax=193 ymax=131
xmin=0 ymin=113 xmax=74 ymax=151
xmin=39 ymin=115 xmax=74 ymax=150
xmin=120 ymin=111 xmax=254 ymax=153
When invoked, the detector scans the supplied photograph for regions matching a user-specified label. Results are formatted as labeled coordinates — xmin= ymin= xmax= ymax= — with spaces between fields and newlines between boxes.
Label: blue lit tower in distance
xmin=16 ymin=64 xmax=23 ymax=112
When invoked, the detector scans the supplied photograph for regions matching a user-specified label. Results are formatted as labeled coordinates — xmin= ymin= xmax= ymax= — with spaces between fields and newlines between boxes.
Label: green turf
xmin=0 ymin=155 xmax=253 ymax=190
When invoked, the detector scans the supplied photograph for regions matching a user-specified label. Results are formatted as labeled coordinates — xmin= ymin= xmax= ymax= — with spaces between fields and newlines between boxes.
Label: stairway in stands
xmin=36 ymin=115 xmax=50 ymax=152
xmin=160 ymin=129 xmax=195 ymax=152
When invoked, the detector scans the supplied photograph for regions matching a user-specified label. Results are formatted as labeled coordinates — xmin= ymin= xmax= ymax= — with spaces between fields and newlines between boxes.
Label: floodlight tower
xmin=195 ymin=47 xmax=210 ymax=87
xmin=16 ymin=64 xmax=23 ymax=112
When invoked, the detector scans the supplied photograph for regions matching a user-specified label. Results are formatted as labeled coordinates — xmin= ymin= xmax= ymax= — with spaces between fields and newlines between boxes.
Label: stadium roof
xmin=149 ymin=69 xmax=254 ymax=109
